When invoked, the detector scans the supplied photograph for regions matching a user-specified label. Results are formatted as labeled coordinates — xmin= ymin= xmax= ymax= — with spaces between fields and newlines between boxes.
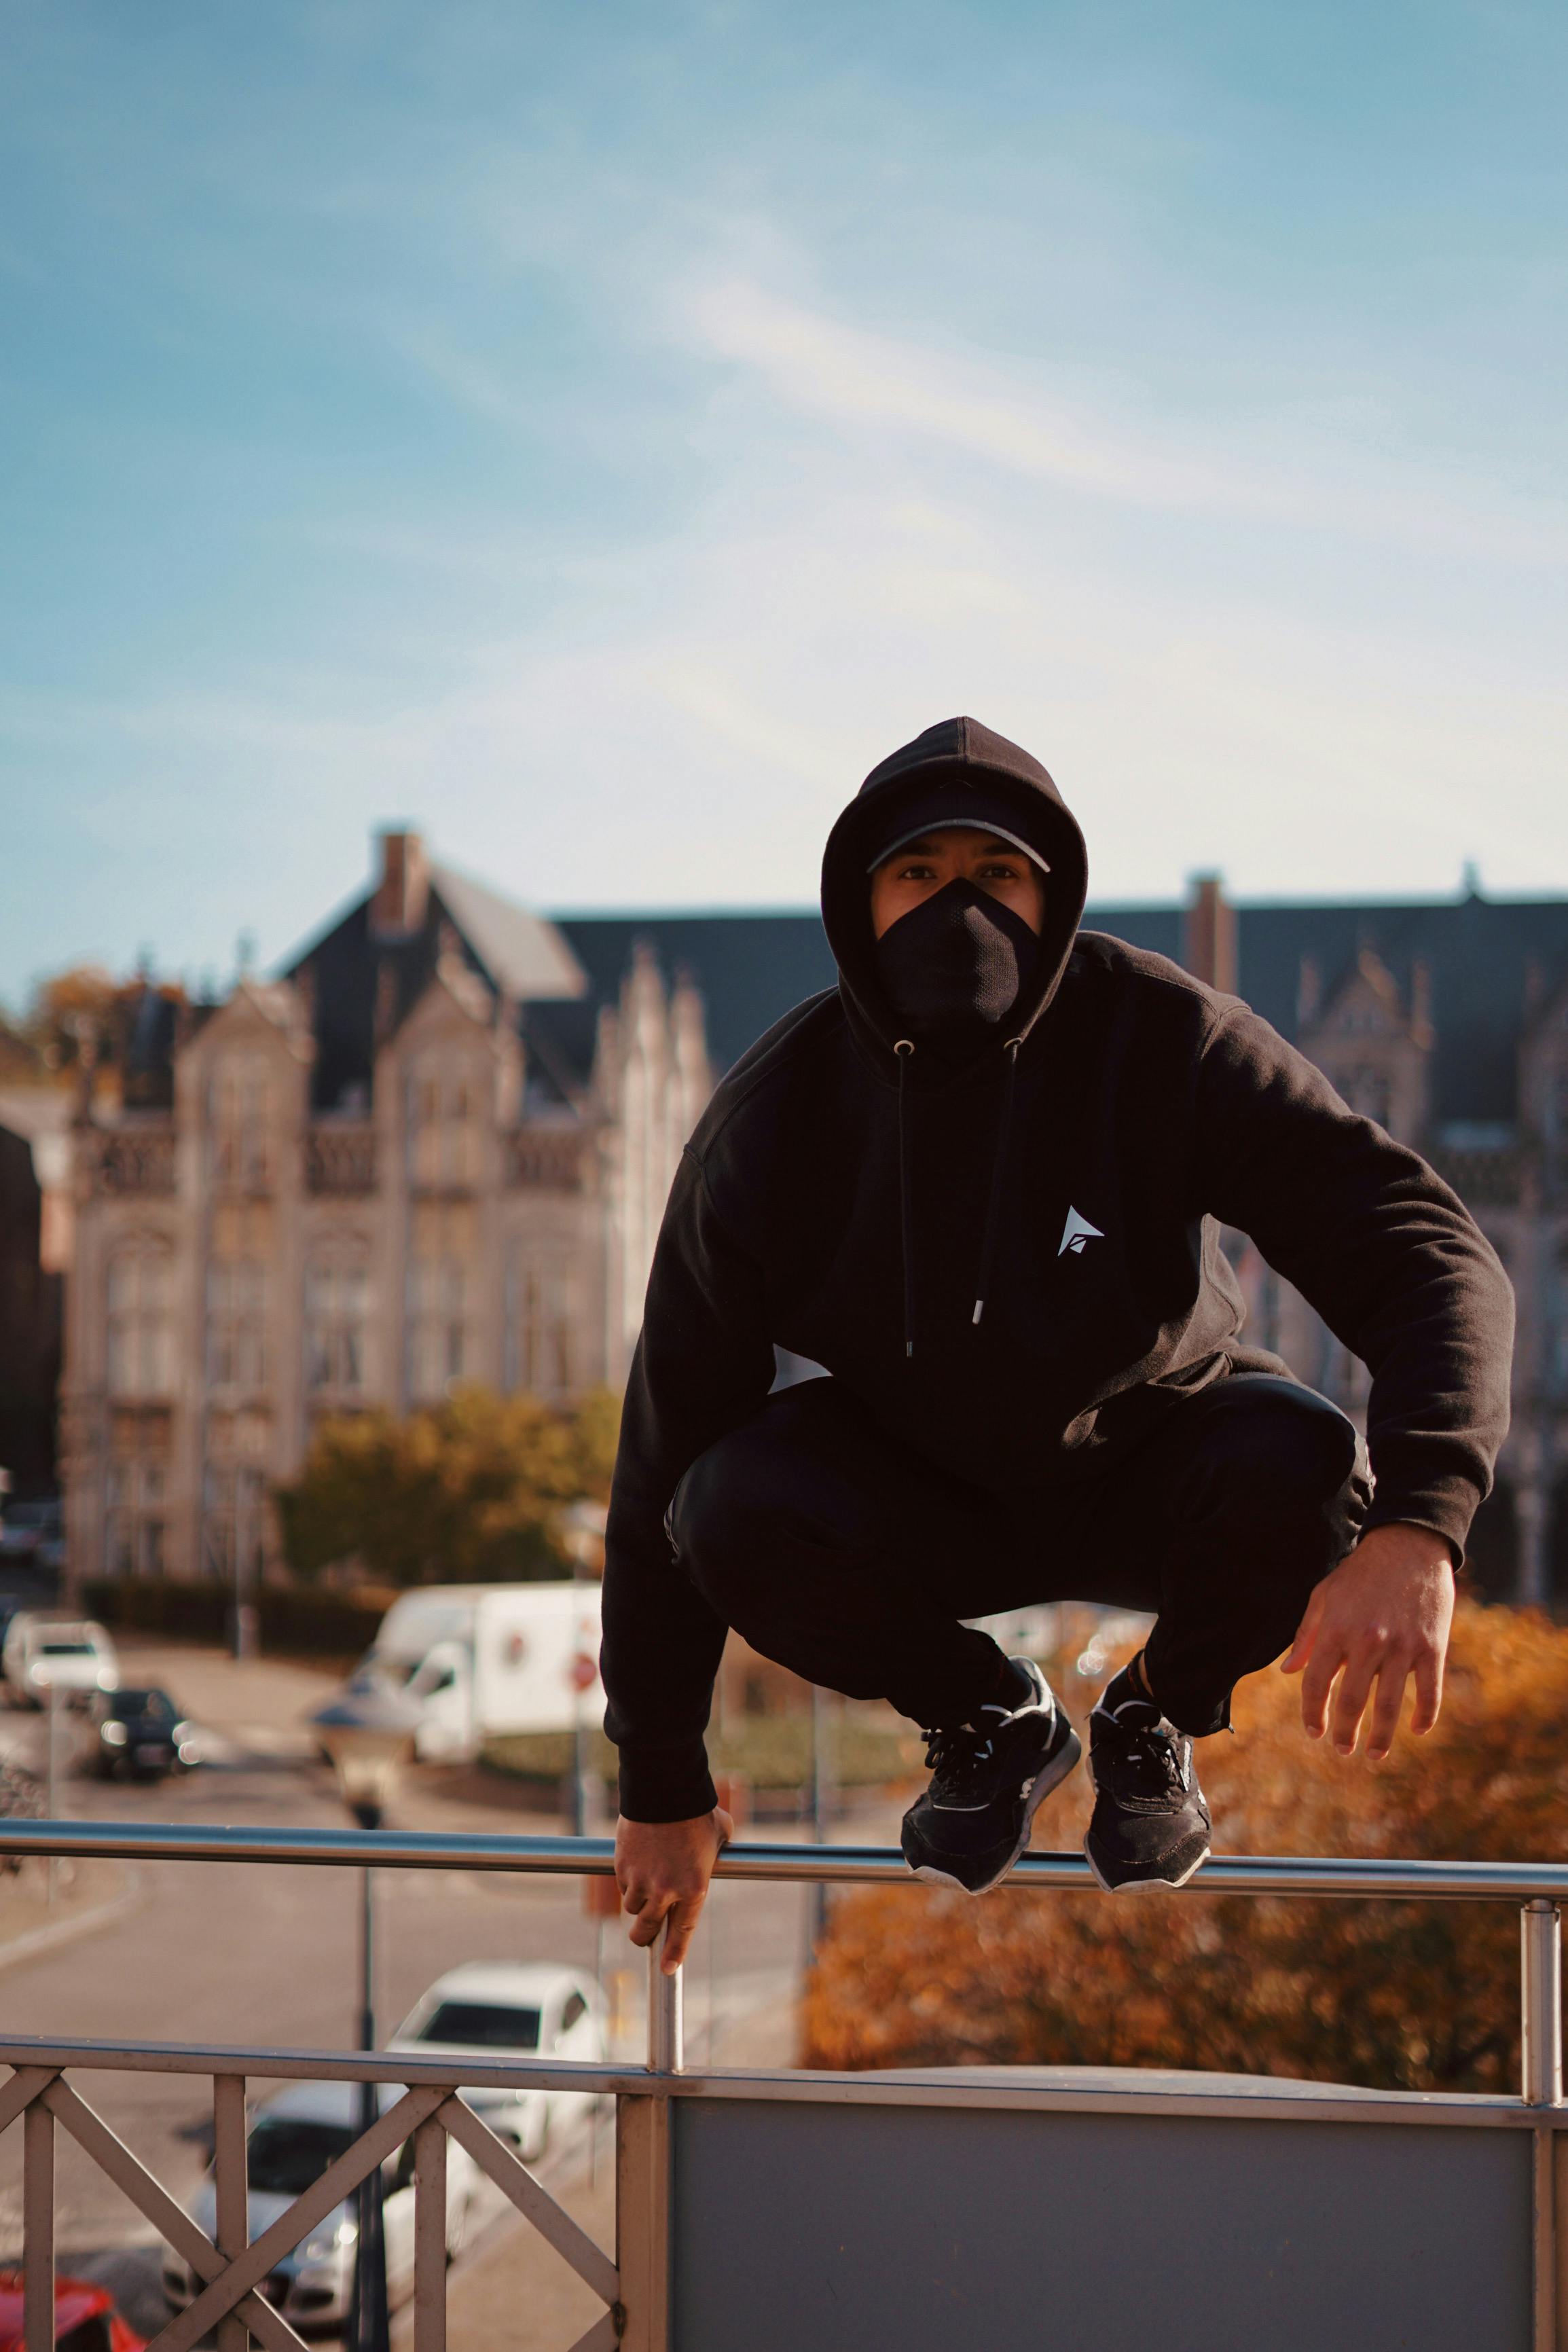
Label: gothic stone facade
xmin=62 ymin=833 xmax=709 ymax=1590
xmin=60 ymin=858 xmax=1568 ymax=1603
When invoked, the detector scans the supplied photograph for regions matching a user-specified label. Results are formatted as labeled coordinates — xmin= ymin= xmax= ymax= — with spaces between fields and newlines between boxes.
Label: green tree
xmin=804 ymin=1602 xmax=1568 ymax=2095
xmin=274 ymin=1383 xmax=619 ymax=1587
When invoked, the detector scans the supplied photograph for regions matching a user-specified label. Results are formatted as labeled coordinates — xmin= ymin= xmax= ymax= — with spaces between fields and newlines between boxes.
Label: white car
xmin=388 ymin=1962 xmax=604 ymax=2163
xmin=1 ymin=1615 xmax=118 ymax=1707
xmin=160 ymin=2079 xmax=477 ymax=2332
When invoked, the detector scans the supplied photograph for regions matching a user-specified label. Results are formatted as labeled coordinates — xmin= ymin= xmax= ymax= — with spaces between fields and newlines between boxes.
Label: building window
xmin=207 ymin=1258 xmax=268 ymax=1390
xmin=1337 ymin=1066 xmax=1392 ymax=1127
xmin=209 ymin=1053 xmax=271 ymax=1189
xmin=504 ymin=1246 xmax=574 ymax=1399
xmin=407 ymin=1202 xmax=474 ymax=1400
xmin=201 ymin=1462 xmax=268 ymax=1589
xmin=406 ymin=1056 xmax=482 ymax=1189
xmin=202 ymin=1409 xmax=270 ymax=1589
xmin=105 ymin=1240 xmax=173 ymax=1398
xmin=105 ymin=1455 xmax=166 ymax=1577
xmin=407 ymin=1254 xmax=467 ymax=1398
xmin=304 ymin=1244 xmax=369 ymax=1394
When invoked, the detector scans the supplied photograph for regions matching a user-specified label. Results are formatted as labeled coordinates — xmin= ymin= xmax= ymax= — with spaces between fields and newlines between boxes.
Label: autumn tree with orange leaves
xmin=804 ymin=1602 xmax=1568 ymax=2095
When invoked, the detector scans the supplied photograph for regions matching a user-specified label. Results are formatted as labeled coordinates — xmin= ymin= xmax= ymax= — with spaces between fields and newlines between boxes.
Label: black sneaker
xmin=901 ymin=1660 xmax=1081 ymax=1896
xmin=1084 ymin=1697 xmax=1211 ymax=1892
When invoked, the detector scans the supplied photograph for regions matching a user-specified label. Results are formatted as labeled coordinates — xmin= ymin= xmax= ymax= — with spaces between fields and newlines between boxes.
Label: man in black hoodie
xmin=604 ymin=717 xmax=1513 ymax=1968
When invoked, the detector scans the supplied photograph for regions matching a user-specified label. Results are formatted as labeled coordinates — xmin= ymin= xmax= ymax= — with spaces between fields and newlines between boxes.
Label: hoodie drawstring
xmin=972 ymin=1038 xmax=1023 ymax=1328
xmin=895 ymin=1039 xmax=915 ymax=1357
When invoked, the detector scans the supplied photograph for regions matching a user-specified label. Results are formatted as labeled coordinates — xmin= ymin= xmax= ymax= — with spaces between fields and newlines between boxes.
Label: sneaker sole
xmin=910 ymin=1722 xmax=1082 ymax=1898
xmin=1082 ymin=1832 xmax=1210 ymax=1895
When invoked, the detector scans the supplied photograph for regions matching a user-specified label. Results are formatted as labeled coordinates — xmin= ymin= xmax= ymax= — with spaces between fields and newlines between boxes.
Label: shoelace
xmin=922 ymin=1704 xmax=1011 ymax=1798
xmin=1103 ymin=1709 xmax=1187 ymax=1798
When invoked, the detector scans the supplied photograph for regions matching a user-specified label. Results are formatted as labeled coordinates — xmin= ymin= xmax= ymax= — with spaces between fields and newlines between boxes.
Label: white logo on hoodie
xmin=1059 ymin=1207 xmax=1104 ymax=1257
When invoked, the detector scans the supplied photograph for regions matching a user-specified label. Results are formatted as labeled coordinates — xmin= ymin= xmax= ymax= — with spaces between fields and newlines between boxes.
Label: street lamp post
xmin=560 ymin=1502 xmax=606 ymax=1839
xmin=310 ymin=1684 xmax=420 ymax=2352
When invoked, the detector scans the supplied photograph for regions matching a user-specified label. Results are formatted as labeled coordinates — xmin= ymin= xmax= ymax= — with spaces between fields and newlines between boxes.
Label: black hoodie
xmin=601 ymin=717 xmax=1514 ymax=1821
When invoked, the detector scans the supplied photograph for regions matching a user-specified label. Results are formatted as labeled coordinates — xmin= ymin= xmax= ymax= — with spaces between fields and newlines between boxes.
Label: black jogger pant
xmin=668 ymin=1373 xmax=1370 ymax=1738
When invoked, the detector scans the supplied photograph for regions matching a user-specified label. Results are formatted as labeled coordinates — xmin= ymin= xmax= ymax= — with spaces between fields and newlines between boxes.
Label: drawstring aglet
xmin=972 ymin=1299 xmax=985 ymax=1326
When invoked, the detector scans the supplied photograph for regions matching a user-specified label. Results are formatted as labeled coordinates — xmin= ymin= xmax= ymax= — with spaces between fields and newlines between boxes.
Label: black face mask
xmin=874 ymin=879 xmax=1040 ymax=1060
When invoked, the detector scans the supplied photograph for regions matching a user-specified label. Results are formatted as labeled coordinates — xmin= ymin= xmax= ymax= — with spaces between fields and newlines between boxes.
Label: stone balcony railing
xmin=508 ymin=1123 xmax=589 ymax=1192
xmin=305 ymin=1122 xmax=377 ymax=1195
xmin=84 ymin=1121 xmax=177 ymax=1197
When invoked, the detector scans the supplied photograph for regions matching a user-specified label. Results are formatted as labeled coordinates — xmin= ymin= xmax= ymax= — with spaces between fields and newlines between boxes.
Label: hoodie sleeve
xmin=600 ymin=1146 xmax=778 ymax=1822
xmin=1192 ymin=1005 xmax=1514 ymax=1560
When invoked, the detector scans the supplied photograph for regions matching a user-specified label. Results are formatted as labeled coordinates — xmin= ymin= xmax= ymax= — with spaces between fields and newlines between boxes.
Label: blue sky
xmin=1 ymin=0 xmax=1564 ymax=1005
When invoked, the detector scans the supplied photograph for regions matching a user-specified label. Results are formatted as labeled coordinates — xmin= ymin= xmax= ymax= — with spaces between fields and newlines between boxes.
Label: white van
xmin=365 ymin=1584 xmax=604 ymax=1762
xmin=2 ymin=1615 xmax=119 ymax=1707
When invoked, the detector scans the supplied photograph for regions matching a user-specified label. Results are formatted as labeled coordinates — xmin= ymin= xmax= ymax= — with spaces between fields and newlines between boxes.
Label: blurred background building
xmin=20 ymin=851 xmax=1568 ymax=1605
xmin=51 ymin=829 xmax=710 ymax=1593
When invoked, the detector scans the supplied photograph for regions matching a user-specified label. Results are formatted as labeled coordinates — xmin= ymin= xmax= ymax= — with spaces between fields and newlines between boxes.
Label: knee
xmin=668 ymin=1426 xmax=809 ymax=1609
xmin=1192 ymin=1382 xmax=1362 ymax=1527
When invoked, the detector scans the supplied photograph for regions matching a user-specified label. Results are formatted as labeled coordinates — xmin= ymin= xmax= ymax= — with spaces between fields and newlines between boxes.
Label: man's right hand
xmin=615 ymin=1807 xmax=733 ymax=1974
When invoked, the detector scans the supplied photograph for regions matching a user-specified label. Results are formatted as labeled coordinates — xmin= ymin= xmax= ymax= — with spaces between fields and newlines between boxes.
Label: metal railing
xmin=0 ymin=1822 xmax=1563 ymax=2352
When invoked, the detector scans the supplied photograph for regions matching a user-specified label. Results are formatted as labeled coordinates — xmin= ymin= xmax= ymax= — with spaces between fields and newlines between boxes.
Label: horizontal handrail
xmin=1 ymin=1817 xmax=1565 ymax=1900
xmin=0 ymin=2033 xmax=1556 ymax=2128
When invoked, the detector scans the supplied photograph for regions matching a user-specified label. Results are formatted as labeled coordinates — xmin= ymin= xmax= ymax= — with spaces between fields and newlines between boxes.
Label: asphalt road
xmin=0 ymin=1639 xmax=812 ymax=2342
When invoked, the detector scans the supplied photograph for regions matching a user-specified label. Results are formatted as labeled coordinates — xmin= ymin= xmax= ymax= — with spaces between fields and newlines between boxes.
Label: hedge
xmin=81 ymin=1578 xmax=389 ymax=1658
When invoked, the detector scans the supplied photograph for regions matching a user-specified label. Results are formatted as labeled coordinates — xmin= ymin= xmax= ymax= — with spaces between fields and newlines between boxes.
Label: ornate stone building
xmin=56 ymin=852 xmax=1568 ymax=1605
xmin=61 ymin=832 xmax=709 ymax=1592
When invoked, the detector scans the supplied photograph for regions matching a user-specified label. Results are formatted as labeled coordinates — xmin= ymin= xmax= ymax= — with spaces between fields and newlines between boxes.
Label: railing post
xmin=412 ymin=2114 xmax=448 ymax=2352
xmin=1520 ymin=1902 xmax=1561 ymax=2352
xmin=615 ymin=1948 xmax=682 ymax=2352
xmin=23 ymin=2098 xmax=53 ymax=2352
xmin=213 ymin=2073 xmax=249 ymax=2352
xmin=1523 ymin=1902 xmax=1563 ymax=2107
xmin=647 ymin=1949 xmax=684 ymax=2078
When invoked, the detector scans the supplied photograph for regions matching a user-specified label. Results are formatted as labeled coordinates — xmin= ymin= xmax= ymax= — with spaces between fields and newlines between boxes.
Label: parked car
xmin=84 ymin=1688 xmax=199 ymax=1781
xmin=160 ymin=2080 xmax=477 ymax=2333
xmin=0 ymin=1498 xmax=60 ymax=1562
xmin=388 ymin=1961 xmax=604 ymax=2161
xmin=1 ymin=1616 xmax=118 ymax=1709
xmin=0 ymin=2266 xmax=145 ymax=2350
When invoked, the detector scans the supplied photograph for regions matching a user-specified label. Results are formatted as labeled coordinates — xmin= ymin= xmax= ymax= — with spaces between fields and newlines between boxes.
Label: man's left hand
xmin=1281 ymin=1522 xmax=1455 ymax=1760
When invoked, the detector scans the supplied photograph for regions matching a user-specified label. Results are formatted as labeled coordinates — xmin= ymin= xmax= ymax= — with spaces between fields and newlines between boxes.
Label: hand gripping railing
xmin=0 ymin=1824 xmax=1563 ymax=2352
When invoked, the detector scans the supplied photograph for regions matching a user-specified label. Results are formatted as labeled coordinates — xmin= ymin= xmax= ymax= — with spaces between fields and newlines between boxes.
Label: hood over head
xmin=821 ymin=715 xmax=1089 ymax=1067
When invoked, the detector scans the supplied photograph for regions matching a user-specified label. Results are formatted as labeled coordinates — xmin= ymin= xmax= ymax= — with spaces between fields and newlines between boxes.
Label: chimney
xmin=1184 ymin=874 xmax=1237 ymax=996
xmin=369 ymin=829 xmax=431 ymax=941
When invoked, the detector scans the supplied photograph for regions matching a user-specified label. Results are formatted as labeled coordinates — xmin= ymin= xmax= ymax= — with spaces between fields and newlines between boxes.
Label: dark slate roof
xmin=560 ymin=893 xmax=1568 ymax=1122
xmin=558 ymin=905 xmax=1186 ymax=1078
xmin=555 ymin=914 xmax=840 ymax=1079
xmin=1232 ymin=897 xmax=1568 ymax=1127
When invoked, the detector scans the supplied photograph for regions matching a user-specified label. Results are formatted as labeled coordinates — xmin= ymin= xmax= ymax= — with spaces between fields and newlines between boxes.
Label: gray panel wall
xmin=672 ymin=2099 xmax=1530 ymax=2352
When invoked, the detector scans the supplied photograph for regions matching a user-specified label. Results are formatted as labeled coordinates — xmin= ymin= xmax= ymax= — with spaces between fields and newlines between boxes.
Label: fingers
xmin=623 ymin=1884 xmax=672 ymax=1949
xmin=1328 ymin=1646 xmax=1378 ymax=1755
xmin=1410 ymin=1643 xmax=1444 ymax=1737
xmin=1280 ymin=1582 xmax=1326 ymax=1677
xmin=1365 ymin=1658 xmax=1408 ymax=1762
xmin=659 ymin=1889 xmax=706 ymax=1974
xmin=1298 ymin=1633 xmax=1341 ymax=1739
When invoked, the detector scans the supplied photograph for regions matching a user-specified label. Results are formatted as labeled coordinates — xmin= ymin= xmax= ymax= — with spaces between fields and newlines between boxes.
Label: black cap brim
xmin=865 ymin=795 xmax=1051 ymax=875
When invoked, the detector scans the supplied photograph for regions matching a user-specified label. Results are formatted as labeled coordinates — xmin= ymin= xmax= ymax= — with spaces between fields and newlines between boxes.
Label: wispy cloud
xmin=687 ymin=276 xmax=1230 ymax=509
xmin=681 ymin=276 xmax=1567 ymax=565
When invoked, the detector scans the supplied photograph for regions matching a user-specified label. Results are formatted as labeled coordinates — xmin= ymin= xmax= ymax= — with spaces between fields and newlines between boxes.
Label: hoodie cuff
xmin=1362 ymin=1475 xmax=1482 ymax=1571
xmin=616 ymin=1739 xmax=718 ymax=1826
